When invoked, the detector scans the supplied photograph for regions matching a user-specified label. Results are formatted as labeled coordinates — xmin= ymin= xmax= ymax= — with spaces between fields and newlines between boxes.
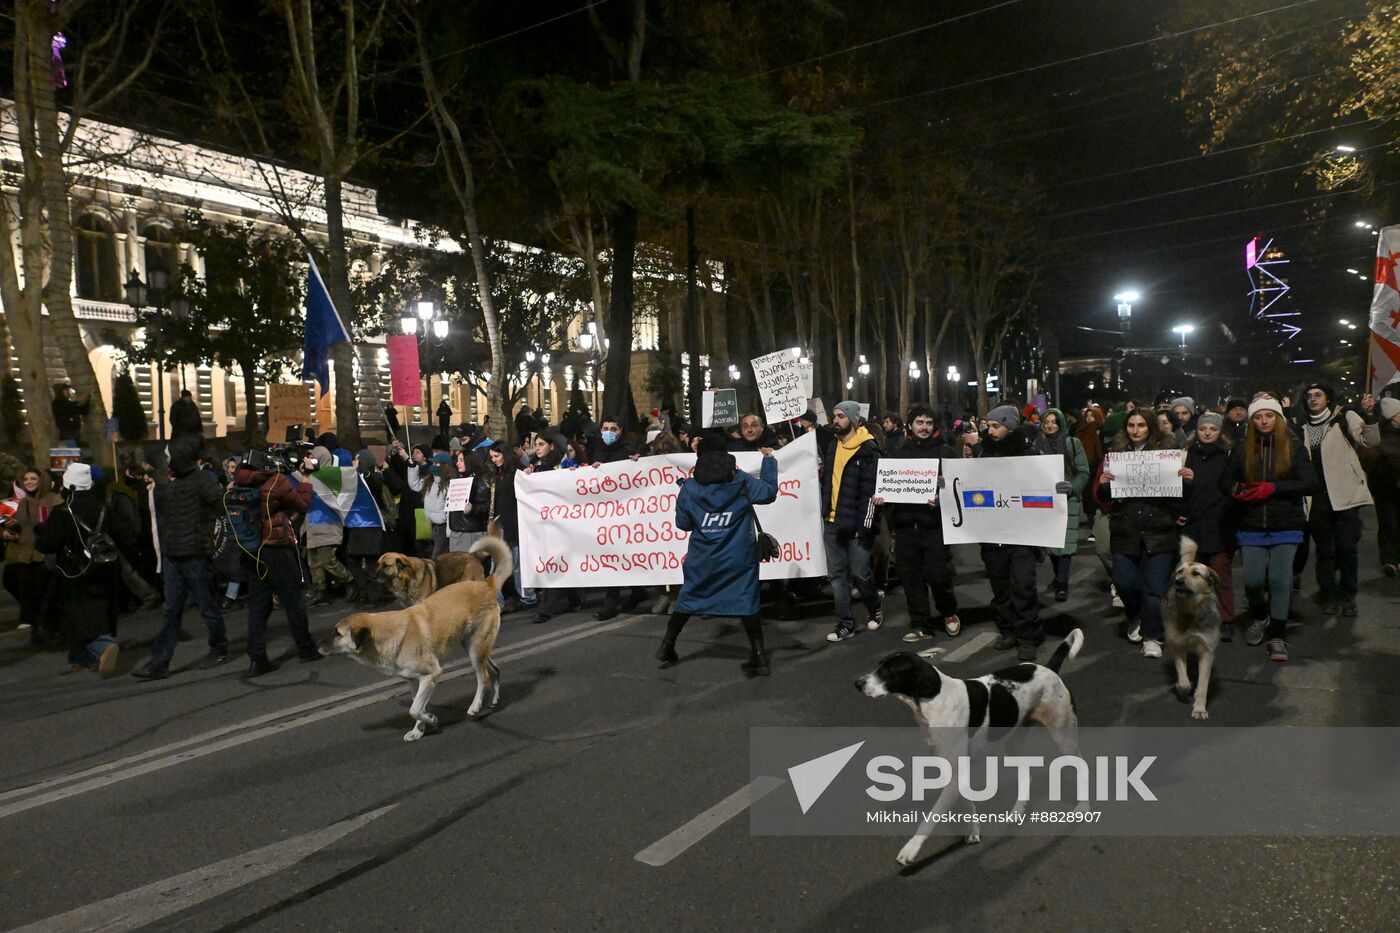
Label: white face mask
xmin=601 ymin=430 xmax=619 ymax=445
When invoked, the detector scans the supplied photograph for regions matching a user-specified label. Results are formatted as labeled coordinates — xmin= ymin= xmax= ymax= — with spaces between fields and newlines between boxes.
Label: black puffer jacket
xmin=883 ymin=431 xmax=955 ymax=534
xmin=447 ymin=468 xmax=491 ymax=534
xmin=1093 ymin=442 xmax=1182 ymax=557
xmin=35 ymin=487 xmax=135 ymax=643
xmin=154 ymin=435 xmax=224 ymax=558
xmin=1180 ymin=440 xmax=1235 ymax=554
xmin=1232 ymin=434 xmax=1319 ymax=533
xmin=820 ymin=430 xmax=881 ymax=537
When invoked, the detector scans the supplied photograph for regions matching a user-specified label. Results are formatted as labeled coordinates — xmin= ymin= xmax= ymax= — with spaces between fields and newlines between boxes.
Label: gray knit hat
xmin=1171 ymin=396 xmax=1196 ymax=412
xmin=985 ymin=404 xmax=1021 ymax=429
xmin=1196 ymin=412 xmax=1223 ymax=430
xmin=833 ymin=400 xmax=862 ymax=424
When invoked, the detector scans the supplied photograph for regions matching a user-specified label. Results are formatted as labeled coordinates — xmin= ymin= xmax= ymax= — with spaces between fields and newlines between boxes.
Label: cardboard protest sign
xmin=1103 ymin=449 xmax=1185 ymax=498
xmin=446 ymin=477 xmax=475 ymax=512
xmin=518 ymin=431 xmax=827 ymax=588
xmin=875 ymin=458 xmax=941 ymax=504
xmin=702 ymin=388 xmax=740 ymax=428
xmin=940 ymin=454 xmax=1067 ymax=547
xmin=751 ymin=349 xmax=807 ymax=423
xmin=266 ymin=383 xmax=311 ymax=443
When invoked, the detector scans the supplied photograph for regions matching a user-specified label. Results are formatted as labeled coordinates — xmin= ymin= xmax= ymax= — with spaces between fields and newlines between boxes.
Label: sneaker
xmin=866 ymin=608 xmax=884 ymax=631
xmin=1054 ymin=585 xmax=1068 ymax=603
xmin=650 ymin=595 xmax=670 ymax=615
xmin=992 ymin=633 xmax=1017 ymax=651
xmin=943 ymin=614 xmax=962 ymax=637
xmin=1244 ymin=619 xmax=1268 ymax=646
xmin=97 ymin=643 xmax=120 ymax=678
xmin=1267 ymin=638 xmax=1288 ymax=662
xmin=16 ymin=623 xmax=31 ymax=631
xmin=1016 ymin=643 xmax=1038 ymax=662
xmin=1341 ymin=597 xmax=1359 ymax=618
xmin=827 ymin=622 xmax=856 ymax=643
xmin=1111 ymin=586 xmax=1124 ymax=609
xmin=130 ymin=658 xmax=169 ymax=680
xmin=196 ymin=651 xmax=229 ymax=670
xmin=1140 ymin=639 xmax=1163 ymax=659
xmin=902 ymin=628 xmax=934 ymax=643
xmin=1126 ymin=621 xmax=1142 ymax=644
xmin=1384 ymin=563 xmax=1398 ymax=578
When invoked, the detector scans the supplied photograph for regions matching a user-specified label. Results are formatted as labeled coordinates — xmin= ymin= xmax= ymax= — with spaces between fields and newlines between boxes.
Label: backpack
xmin=223 ymin=483 xmax=264 ymax=554
xmin=59 ymin=504 xmax=118 ymax=577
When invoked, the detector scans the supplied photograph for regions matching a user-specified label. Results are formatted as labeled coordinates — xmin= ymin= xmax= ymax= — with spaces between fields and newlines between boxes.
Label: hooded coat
xmin=820 ymin=426 xmax=881 ymax=537
xmin=674 ymin=453 xmax=779 ymax=617
xmin=153 ymin=434 xmax=224 ymax=558
xmin=34 ymin=485 xmax=136 ymax=645
xmin=1034 ymin=407 xmax=1088 ymax=555
xmin=1180 ymin=438 xmax=1235 ymax=554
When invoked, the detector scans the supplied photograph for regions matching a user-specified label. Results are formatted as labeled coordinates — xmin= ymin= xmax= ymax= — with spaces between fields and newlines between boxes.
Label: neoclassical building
xmin=2 ymin=104 xmax=697 ymax=441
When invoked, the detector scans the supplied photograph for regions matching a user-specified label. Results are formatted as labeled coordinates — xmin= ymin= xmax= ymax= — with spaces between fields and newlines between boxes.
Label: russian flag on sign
xmin=1022 ymin=496 xmax=1054 ymax=509
xmin=962 ymin=490 xmax=995 ymax=508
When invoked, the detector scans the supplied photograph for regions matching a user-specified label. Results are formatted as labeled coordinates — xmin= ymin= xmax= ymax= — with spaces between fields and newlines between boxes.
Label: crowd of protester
xmin=3 ymin=380 xmax=1398 ymax=680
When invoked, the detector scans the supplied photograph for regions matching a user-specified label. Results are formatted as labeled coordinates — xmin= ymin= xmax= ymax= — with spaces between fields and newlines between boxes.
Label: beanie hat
xmin=833 ymin=400 xmax=862 ymax=424
xmin=62 ymin=462 xmax=92 ymax=491
xmin=1302 ymin=382 xmax=1337 ymax=406
xmin=355 ymin=448 xmax=377 ymax=474
xmin=697 ymin=433 xmax=730 ymax=457
xmin=985 ymin=404 xmax=1021 ymax=429
xmin=1247 ymin=397 xmax=1284 ymax=419
xmin=1225 ymin=398 xmax=1248 ymax=413
xmin=1170 ymin=397 xmax=1196 ymax=412
xmin=1380 ymin=397 xmax=1400 ymax=421
xmin=1196 ymin=412 xmax=1223 ymax=430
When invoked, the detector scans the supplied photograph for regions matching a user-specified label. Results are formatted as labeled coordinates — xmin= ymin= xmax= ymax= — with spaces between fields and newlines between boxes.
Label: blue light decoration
xmin=1245 ymin=236 xmax=1301 ymax=346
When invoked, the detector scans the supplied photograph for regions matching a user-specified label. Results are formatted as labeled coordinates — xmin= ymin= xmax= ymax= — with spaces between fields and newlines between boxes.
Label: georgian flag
xmin=1370 ymin=224 xmax=1400 ymax=394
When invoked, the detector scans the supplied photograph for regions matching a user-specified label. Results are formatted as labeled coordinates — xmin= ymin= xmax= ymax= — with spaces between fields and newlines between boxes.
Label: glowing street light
xmin=1114 ymin=289 xmax=1140 ymax=326
xmin=1335 ymin=144 xmax=1357 ymax=153
xmin=1172 ymin=322 xmax=1195 ymax=357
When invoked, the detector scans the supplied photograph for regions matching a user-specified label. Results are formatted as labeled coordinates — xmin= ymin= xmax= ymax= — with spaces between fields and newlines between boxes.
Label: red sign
xmin=386 ymin=334 xmax=422 ymax=407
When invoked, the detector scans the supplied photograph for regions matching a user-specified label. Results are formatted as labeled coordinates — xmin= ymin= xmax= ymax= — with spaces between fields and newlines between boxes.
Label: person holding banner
xmin=527 ymin=431 xmax=583 ymax=624
xmin=1035 ymin=407 xmax=1089 ymax=603
xmin=1094 ymin=409 xmax=1182 ymax=659
xmin=822 ymin=401 xmax=883 ymax=642
xmin=729 ymin=412 xmax=776 ymax=453
xmin=877 ymin=405 xmax=960 ymax=642
xmin=655 ymin=434 xmax=779 ymax=674
xmin=1232 ymin=397 xmax=1319 ymax=662
xmin=977 ymin=405 xmax=1051 ymax=661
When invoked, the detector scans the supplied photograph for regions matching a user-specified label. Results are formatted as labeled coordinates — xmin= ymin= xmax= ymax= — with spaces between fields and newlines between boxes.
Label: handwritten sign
xmin=941 ymin=455 xmax=1067 ymax=547
xmin=857 ymin=402 xmax=871 ymax=422
xmin=386 ymin=334 xmax=422 ymax=407
xmin=266 ymin=383 xmax=310 ymax=443
xmin=798 ymin=358 xmax=814 ymax=397
xmin=751 ymin=349 xmax=808 ymax=423
xmin=702 ymin=388 xmax=739 ymax=428
xmin=1104 ymin=449 xmax=1184 ymax=498
xmin=518 ymin=432 xmax=827 ymax=588
xmin=446 ymin=476 xmax=475 ymax=512
xmin=875 ymin=458 xmax=941 ymax=504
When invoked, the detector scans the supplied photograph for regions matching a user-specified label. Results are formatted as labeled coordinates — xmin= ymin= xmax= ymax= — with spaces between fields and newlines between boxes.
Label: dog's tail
xmin=1179 ymin=535 xmax=1199 ymax=565
xmin=469 ymin=536 xmax=513 ymax=589
xmin=1045 ymin=629 xmax=1084 ymax=674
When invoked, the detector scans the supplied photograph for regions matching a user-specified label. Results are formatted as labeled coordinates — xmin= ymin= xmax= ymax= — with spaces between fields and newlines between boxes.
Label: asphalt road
xmin=1 ymin=534 xmax=1398 ymax=933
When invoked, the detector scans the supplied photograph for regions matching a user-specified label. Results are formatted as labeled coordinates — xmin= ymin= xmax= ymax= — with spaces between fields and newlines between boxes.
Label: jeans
xmin=244 ymin=548 xmax=314 ymax=660
xmin=981 ymin=544 xmax=1041 ymax=645
xmin=150 ymin=557 xmax=228 ymax=666
xmin=823 ymin=523 xmax=879 ymax=624
xmin=1051 ymin=554 xmax=1073 ymax=588
xmin=70 ymin=633 xmax=116 ymax=667
xmin=1309 ymin=500 xmax=1362 ymax=598
xmin=892 ymin=527 xmax=957 ymax=626
xmin=1111 ymin=550 xmax=1175 ymax=642
xmin=512 ymin=545 xmax=536 ymax=606
xmin=1203 ymin=550 xmax=1236 ymax=623
xmin=1242 ymin=543 xmax=1297 ymax=637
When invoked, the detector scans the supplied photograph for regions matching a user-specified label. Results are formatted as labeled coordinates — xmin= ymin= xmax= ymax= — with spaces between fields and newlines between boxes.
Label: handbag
xmin=742 ymin=490 xmax=780 ymax=563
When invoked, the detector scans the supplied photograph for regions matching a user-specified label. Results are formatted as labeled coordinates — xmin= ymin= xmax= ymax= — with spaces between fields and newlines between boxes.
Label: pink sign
xmin=386 ymin=334 xmax=422 ymax=407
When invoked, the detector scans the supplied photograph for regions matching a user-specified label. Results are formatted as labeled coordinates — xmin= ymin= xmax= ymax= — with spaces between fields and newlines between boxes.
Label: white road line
xmin=4 ymin=805 xmax=396 ymax=933
xmin=943 ymin=631 xmax=997 ymax=663
xmin=634 ymin=776 xmax=785 ymax=867
xmin=0 ymin=615 xmax=647 ymax=820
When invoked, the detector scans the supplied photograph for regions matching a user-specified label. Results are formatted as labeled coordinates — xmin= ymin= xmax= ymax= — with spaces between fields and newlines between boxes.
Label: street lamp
xmin=1114 ymin=289 xmax=1140 ymax=328
xmin=125 ymin=267 xmax=188 ymax=441
xmin=1172 ymin=323 xmax=1195 ymax=359
xmin=402 ymin=299 xmax=449 ymax=428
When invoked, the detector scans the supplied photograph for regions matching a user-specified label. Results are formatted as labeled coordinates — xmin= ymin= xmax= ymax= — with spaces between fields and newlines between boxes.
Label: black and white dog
xmin=855 ymin=629 xmax=1084 ymax=866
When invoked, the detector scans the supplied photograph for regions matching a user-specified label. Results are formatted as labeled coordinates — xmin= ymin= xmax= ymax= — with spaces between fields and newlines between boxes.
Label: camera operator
xmin=232 ymin=449 xmax=319 ymax=676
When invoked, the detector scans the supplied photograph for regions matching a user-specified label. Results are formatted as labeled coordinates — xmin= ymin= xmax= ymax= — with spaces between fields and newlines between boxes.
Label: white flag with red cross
xmin=1370 ymin=224 xmax=1400 ymax=393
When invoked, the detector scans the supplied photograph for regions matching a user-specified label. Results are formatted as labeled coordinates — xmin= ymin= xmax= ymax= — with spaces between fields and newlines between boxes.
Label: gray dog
xmin=1164 ymin=537 xmax=1223 ymax=721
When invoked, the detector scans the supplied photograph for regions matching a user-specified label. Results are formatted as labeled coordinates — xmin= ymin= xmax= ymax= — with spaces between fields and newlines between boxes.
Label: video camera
xmin=239 ymin=442 xmax=311 ymax=475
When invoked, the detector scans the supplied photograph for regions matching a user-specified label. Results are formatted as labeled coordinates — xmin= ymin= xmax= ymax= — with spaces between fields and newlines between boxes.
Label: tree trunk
xmin=241 ymin=364 xmax=260 ymax=441
xmin=0 ymin=194 xmax=56 ymax=465
xmin=322 ymin=173 xmax=360 ymax=448
xmin=605 ymin=203 xmax=638 ymax=428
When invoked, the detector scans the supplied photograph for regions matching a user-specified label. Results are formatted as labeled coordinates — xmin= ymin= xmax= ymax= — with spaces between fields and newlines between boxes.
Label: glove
xmin=1232 ymin=482 xmax=1276 ymax=503
xmin=1054 ymin=481 xmax=1072 ymax=495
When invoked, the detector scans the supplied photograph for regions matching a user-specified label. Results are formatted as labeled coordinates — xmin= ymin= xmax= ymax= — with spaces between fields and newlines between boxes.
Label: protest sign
xmin=874 ymin=458 xmax=941 ymax=504
xmin=386 ymin=334 xmax=423 ymax=407
xmin=446 ymin=477 xmax=475 ymax=512
xmin=751 ymin=349 xmax=808 ymax=423
xmin=266 ymin=383 xmax=310 ymax=443
xmin=807 ymin=399 xmax=827 ymax=425
xmin=702 ymin=388 xmax=740 ymax=428
xmin=857 ymin=402 xmax=871 ymax=422
xmin=940 ymin=455 xmax=1067 ymax=547
xmin=798 ymin=358 xmax=814 ymax=397
xmin=1103 ymin=449 xmax=1185 ymax=498
xmin=518 ymin=431 xmax=827 ymax=588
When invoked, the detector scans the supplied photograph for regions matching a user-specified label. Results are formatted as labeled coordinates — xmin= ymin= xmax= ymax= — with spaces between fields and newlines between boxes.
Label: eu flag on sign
xmin=302 ymin=253 xmax=351 ymax=397
xmin=962 ymin=489 xmax=995 ymax=508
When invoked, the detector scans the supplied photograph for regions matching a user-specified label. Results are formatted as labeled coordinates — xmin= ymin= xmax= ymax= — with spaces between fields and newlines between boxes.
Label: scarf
xmin=1304 ymin=408 xmax=1332 ymax=451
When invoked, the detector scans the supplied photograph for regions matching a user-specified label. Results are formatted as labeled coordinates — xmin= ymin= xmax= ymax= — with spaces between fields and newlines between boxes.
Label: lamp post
xmin=1172 ymin=323 xmax=1194 ymax=360
xmin=125 ymin=267 xmax=189 ymax=441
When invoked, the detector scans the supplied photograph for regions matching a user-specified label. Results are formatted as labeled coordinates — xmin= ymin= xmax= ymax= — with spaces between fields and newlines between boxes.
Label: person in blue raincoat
xmin=655 ymin=433 xmax=779 ymax=674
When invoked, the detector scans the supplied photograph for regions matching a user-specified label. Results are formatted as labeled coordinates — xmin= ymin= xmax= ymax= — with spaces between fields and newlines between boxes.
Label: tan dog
xmin=326 ymin=537 xmax=511 ymax=741
xmin=378 ymin=550 xmax=487 ymax=607
xmin=1164 ymin=536 xmax=1223 ymax=721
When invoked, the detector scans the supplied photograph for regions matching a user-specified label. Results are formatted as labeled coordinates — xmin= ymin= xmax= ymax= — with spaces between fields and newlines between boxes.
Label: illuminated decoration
xmin=51 ymin=33 xmax=67 ymax=89
xmin=1245 ymin=236 xmax=1301 ymax=345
